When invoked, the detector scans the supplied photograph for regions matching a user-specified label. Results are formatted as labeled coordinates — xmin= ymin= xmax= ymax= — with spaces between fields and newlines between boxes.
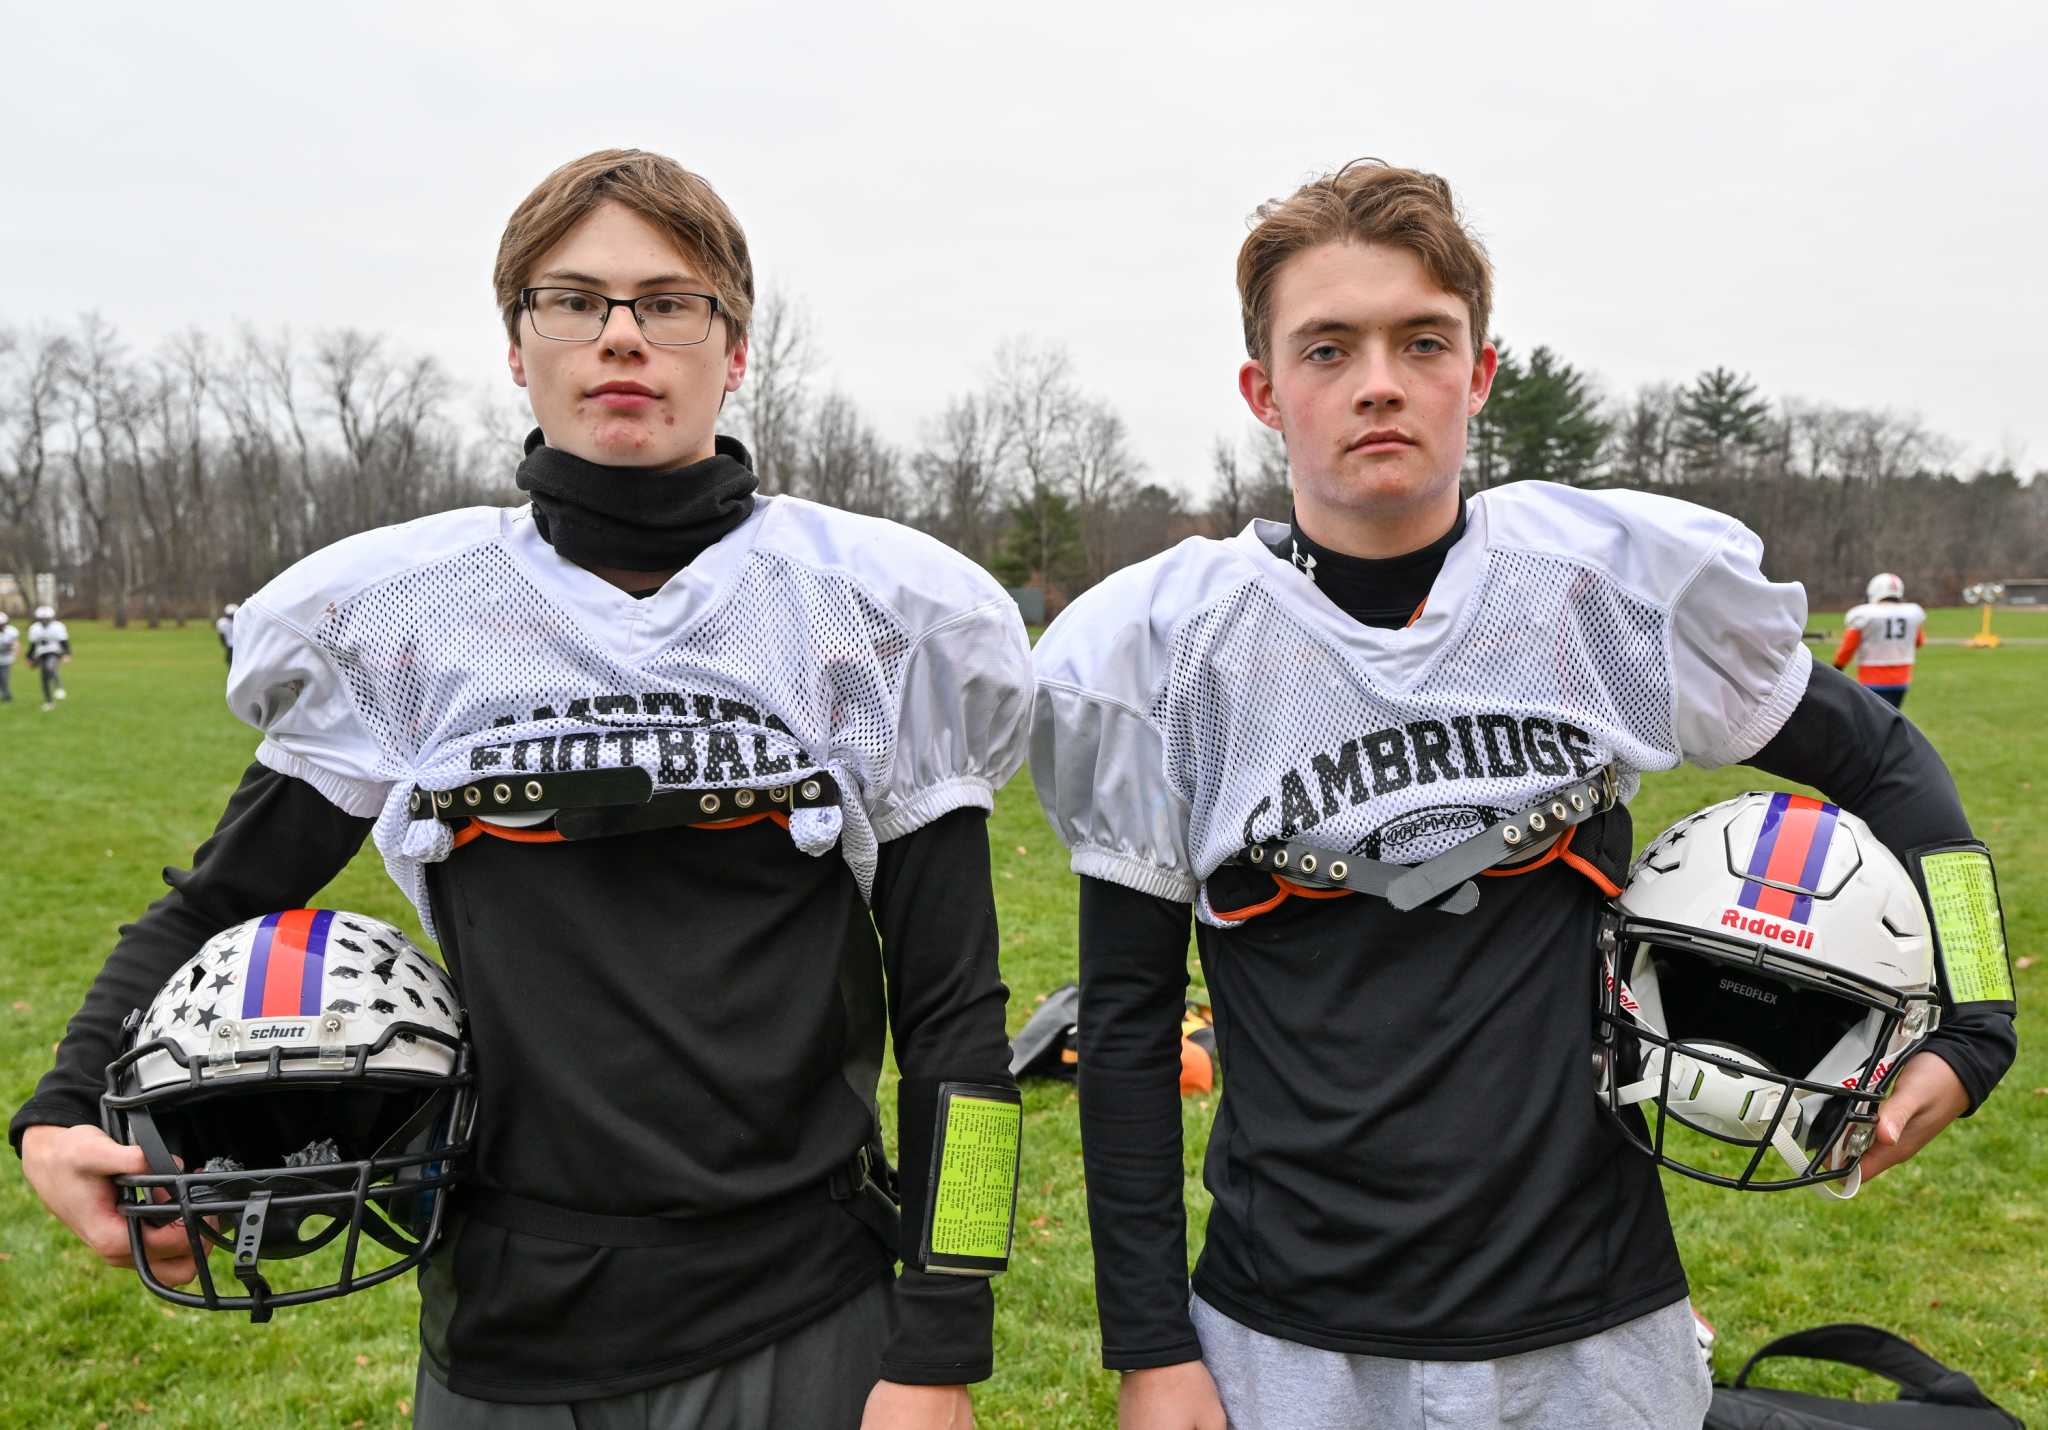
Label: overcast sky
xmin=5 ymin=0 xmax=2044 ymax=496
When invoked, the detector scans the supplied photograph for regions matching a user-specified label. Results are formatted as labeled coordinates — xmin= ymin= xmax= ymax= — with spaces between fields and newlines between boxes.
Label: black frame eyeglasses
xmin=519 ymin=287 xmax=724 ymax=347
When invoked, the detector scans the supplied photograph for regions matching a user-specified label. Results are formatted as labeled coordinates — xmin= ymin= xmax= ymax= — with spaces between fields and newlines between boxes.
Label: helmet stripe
xmin=1736 ymin=794 xmax=1838 ymax=924
xmin=241 ymin=912 xmax=284 ymax=1018
xmin=242 ymin=909 xmax=328 ymax=1019
xmin=298 ymin=909 xmax=334 ymax=1015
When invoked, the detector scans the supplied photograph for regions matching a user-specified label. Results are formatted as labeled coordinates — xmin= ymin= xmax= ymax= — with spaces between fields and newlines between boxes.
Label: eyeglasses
xmin=519 ymin=287 xmax=723 ymax=347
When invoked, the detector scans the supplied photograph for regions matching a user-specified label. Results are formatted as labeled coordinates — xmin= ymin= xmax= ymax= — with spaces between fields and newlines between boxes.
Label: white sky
xmin=5 ymin=0 xmax=2044 ymax=495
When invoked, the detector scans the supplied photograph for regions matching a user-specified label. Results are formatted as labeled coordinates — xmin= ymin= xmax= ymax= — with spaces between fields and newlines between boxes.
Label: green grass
xmin=2 ymin=617 xmax=2041 ymax=1427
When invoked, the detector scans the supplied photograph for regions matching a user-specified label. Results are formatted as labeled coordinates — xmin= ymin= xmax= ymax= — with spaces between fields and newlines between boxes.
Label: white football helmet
xmin=101 ymin=910 xmax=473 ymax=1319
xmin=222 ymin=601 xmax=239 ymax=616
xmin=34 ymin=604 xmax=55 ymax=620
xmin=1594 ymin=793 xmax=1938 ymax=1197
xmin=1866 ymin=572 xmax=1905 ymax=603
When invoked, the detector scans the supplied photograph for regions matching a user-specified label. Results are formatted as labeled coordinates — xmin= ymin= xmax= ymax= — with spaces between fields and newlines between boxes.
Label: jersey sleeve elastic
xmin=868 ymin=596 xmax=1033 ymax=843
xmin=227 ymin=600 xmax=392 ymax=817
xmin=223 ymin=512 xmax=500 ymax=818
xmin=1030 ymin=560 xmax=1199 ymax=902
xmin=1666 ymin=516 xmax=1812 ymax=767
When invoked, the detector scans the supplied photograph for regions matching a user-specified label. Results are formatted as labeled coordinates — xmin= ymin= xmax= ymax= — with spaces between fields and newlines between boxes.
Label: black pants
xmin=1868 ymin=684 xmax=1907 ymax=709
xmin=37 ymin=655 xmax=61 ymax=702
xmin=412 ymin=1277 xmax=892 ymax=1430
xmin=0 ymin=662 xmax=10 ymax=701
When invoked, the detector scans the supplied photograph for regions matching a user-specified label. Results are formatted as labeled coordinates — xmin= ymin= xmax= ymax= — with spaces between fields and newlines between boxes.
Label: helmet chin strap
xmin=1615 ymin=1045 xmax=1861 ymax=1200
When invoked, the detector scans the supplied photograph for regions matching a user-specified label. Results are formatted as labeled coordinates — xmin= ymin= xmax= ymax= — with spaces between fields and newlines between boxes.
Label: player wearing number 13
xmin=1834 ymin=572 xmax=1927 ymax=709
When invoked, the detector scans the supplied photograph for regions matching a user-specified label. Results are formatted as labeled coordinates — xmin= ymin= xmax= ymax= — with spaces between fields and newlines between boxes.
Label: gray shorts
xmin=1191 ymin=1291 xmax=1712 ymax=1430
xmin=414 ymin=1277 xmax=890 ymax=1430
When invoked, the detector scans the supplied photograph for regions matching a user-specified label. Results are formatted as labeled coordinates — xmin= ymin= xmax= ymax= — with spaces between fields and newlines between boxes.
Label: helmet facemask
xmin=1598 ymin=931 xmax=1930 ymax=1194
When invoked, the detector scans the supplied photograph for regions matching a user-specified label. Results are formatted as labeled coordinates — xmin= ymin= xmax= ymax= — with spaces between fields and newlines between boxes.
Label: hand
xmin=859 ymin=1381 xmax=974 ymax=1429
xmin=1856 ymin=1051 xmax=1970 ymax=1183
xmin=1119 ymin=1361 xmax=1228 ymax=1430
xmin=19 ymin=1124 xmax=199 ymax=1286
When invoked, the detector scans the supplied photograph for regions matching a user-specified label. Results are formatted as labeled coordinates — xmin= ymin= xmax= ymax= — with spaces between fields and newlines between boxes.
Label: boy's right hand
xmin=19 ymin=1123 xmax=200 ymax=1286
xmin=1119 ymin=1361 xmax=1228 ymax=1430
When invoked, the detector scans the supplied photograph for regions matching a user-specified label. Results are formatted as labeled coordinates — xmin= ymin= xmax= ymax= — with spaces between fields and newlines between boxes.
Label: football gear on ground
xmin=101 ymin=910 xmax=473 ymax=1319
xmin=1595 ymin=793 xmax=1938 ymax=1197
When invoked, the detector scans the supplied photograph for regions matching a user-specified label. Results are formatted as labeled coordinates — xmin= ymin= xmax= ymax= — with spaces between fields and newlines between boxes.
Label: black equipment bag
xmin=1706 ymin=1323 xmax=2022 ymax=1429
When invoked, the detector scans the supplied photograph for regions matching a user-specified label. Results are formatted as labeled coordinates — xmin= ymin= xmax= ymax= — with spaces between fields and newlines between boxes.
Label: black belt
xmin=407 ymin=767 xmax=841 ymax=837
xmin=464 ymin=1145 xmax=897 ymax=1250
xmin=1236 ymin=765 xmax=1622 ymax=916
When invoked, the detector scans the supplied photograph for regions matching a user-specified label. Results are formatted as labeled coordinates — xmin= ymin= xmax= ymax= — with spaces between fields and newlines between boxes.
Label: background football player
xmin=214 ymin=601 xmax=237 ymax=668
xmin=25 ymin=603 xmax=69 ymax=709
xmin=13 ymin=149 xmax=1027 ymax=1430
xmin=1834 ymin=572 xmax=1928 ymax=708
xmin=1031 ymin=161 xmax=2016 ymax=1430
xmin=0 ymin=610 xmax=16 ymax=703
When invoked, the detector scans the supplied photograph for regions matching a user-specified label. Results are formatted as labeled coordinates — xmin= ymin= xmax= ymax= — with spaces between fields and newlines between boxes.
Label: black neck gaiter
xmin=1264 ymin=500 xmax=1468 ymax=629
xmin=516 ymin=429 xmax=759 ymax=572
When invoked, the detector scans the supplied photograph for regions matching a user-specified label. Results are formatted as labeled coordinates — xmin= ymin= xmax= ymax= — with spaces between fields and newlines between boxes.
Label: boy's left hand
xmin=1856 ymin=1051 xmax=1970 ymax=1182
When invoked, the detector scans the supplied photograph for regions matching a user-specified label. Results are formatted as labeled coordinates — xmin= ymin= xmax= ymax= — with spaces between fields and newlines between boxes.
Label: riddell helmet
xmin=1594 ymin=793 xmax=1938 ymax=1197
xmin=1866 ymin=572 xmax=1906 ymax=603
xmin=101 ymin=910 xmax=474 ymax=1320
xmin=34 ymin=604 xmax=55 ymax=620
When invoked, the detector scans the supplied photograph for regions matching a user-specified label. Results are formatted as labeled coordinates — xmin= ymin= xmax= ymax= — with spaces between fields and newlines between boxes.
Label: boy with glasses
xmin=15 ymin=149 xmax=1026 ymax=1430
xmin=1031 ymin=160 xmax=2014 ymax=1429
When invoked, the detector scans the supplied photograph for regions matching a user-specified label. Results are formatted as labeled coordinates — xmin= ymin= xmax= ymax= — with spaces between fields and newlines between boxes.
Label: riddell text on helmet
xmin=1720 ymin=907 xmax=1817 ymax=951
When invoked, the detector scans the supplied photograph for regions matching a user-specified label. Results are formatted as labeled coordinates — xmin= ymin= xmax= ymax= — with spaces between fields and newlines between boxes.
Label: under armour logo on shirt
xmin=1291 ymin=540 xmax=1318 ymax=583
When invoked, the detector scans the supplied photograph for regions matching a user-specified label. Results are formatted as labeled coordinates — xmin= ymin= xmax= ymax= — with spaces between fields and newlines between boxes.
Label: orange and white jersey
xmin=1835 ymin=601 xmax=1926 ymax=686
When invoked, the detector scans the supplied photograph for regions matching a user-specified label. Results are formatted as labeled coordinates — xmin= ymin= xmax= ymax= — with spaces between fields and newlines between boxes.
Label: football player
xmin=0 ymin=610 xmax=16 ymax=702
xmin=14 ymin=149 xmax=1028 ymax=1430
xmin=25 ymin=603 xmax=69 ymax=709
xmin=214 ymin=601 xmax=238 ymax=667
xmin=1834 ymin=572 xmax=1927 ymax=708
xmin=1031 ymin=161 xmax=2016 ymax=1430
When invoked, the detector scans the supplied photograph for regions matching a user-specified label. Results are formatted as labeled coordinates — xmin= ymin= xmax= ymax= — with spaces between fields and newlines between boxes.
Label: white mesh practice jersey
xmin=0 ymin=623 xmax=16 ymax=663
xmin=228 ymin=497 xmax=1032 ymax=938
xmin=1032 ymin=483 xmax=1813 ymax=922
xmin=26 ymin=620 xmax=68 ymax=659
xmin=1841 ymin=601 xmax=1926 ymax=670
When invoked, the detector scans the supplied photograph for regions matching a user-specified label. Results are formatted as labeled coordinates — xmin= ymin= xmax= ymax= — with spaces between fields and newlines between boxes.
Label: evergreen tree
xmin=1674 ymin=366 xmax=1772 ymax=477
xmin=991 ymin=485 xmax=1087 ymax=593
xmin=1467 ymin=343 xmax=1608 ymax=487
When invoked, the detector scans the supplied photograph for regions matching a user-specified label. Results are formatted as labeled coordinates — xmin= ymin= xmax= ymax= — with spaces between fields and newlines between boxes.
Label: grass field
xmin=1 ymin=613 xmax=2041 ymax=1428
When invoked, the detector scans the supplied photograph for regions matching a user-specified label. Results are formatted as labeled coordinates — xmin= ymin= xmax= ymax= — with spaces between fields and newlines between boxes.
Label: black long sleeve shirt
xmin=1076 ymin=516 xmax=2015 ymax=1370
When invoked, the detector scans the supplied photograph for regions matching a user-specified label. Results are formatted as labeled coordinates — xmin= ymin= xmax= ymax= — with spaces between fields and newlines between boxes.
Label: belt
xmin=407 ymin=767 xmax=841 ymax=837
xmin=1237 ymin=764 xmax=1622 ymax=915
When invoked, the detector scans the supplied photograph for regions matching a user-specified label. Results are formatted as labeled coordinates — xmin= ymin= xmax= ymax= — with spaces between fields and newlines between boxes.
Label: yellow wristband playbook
xmin=918 ymin=1082 xmax=1022 ymax=1277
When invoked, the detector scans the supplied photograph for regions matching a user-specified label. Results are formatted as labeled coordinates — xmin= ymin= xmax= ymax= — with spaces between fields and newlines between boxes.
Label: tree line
xmin=3 ymin=303 xmax=2040 ymax=623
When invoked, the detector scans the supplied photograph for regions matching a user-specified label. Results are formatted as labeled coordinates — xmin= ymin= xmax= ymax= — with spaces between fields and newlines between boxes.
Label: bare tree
xmin=912 ymin=392 xmax=1007 ymax=564
xmin=1207 ymin=425 xmax=1291 ymax=533
xmin=727 ymin=290 xmax=815 ymax=493
xmin=1065 ymin=399 xmax=1143 ymax=584
xmin=0 ymin=326 xmax=68 ymax=608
